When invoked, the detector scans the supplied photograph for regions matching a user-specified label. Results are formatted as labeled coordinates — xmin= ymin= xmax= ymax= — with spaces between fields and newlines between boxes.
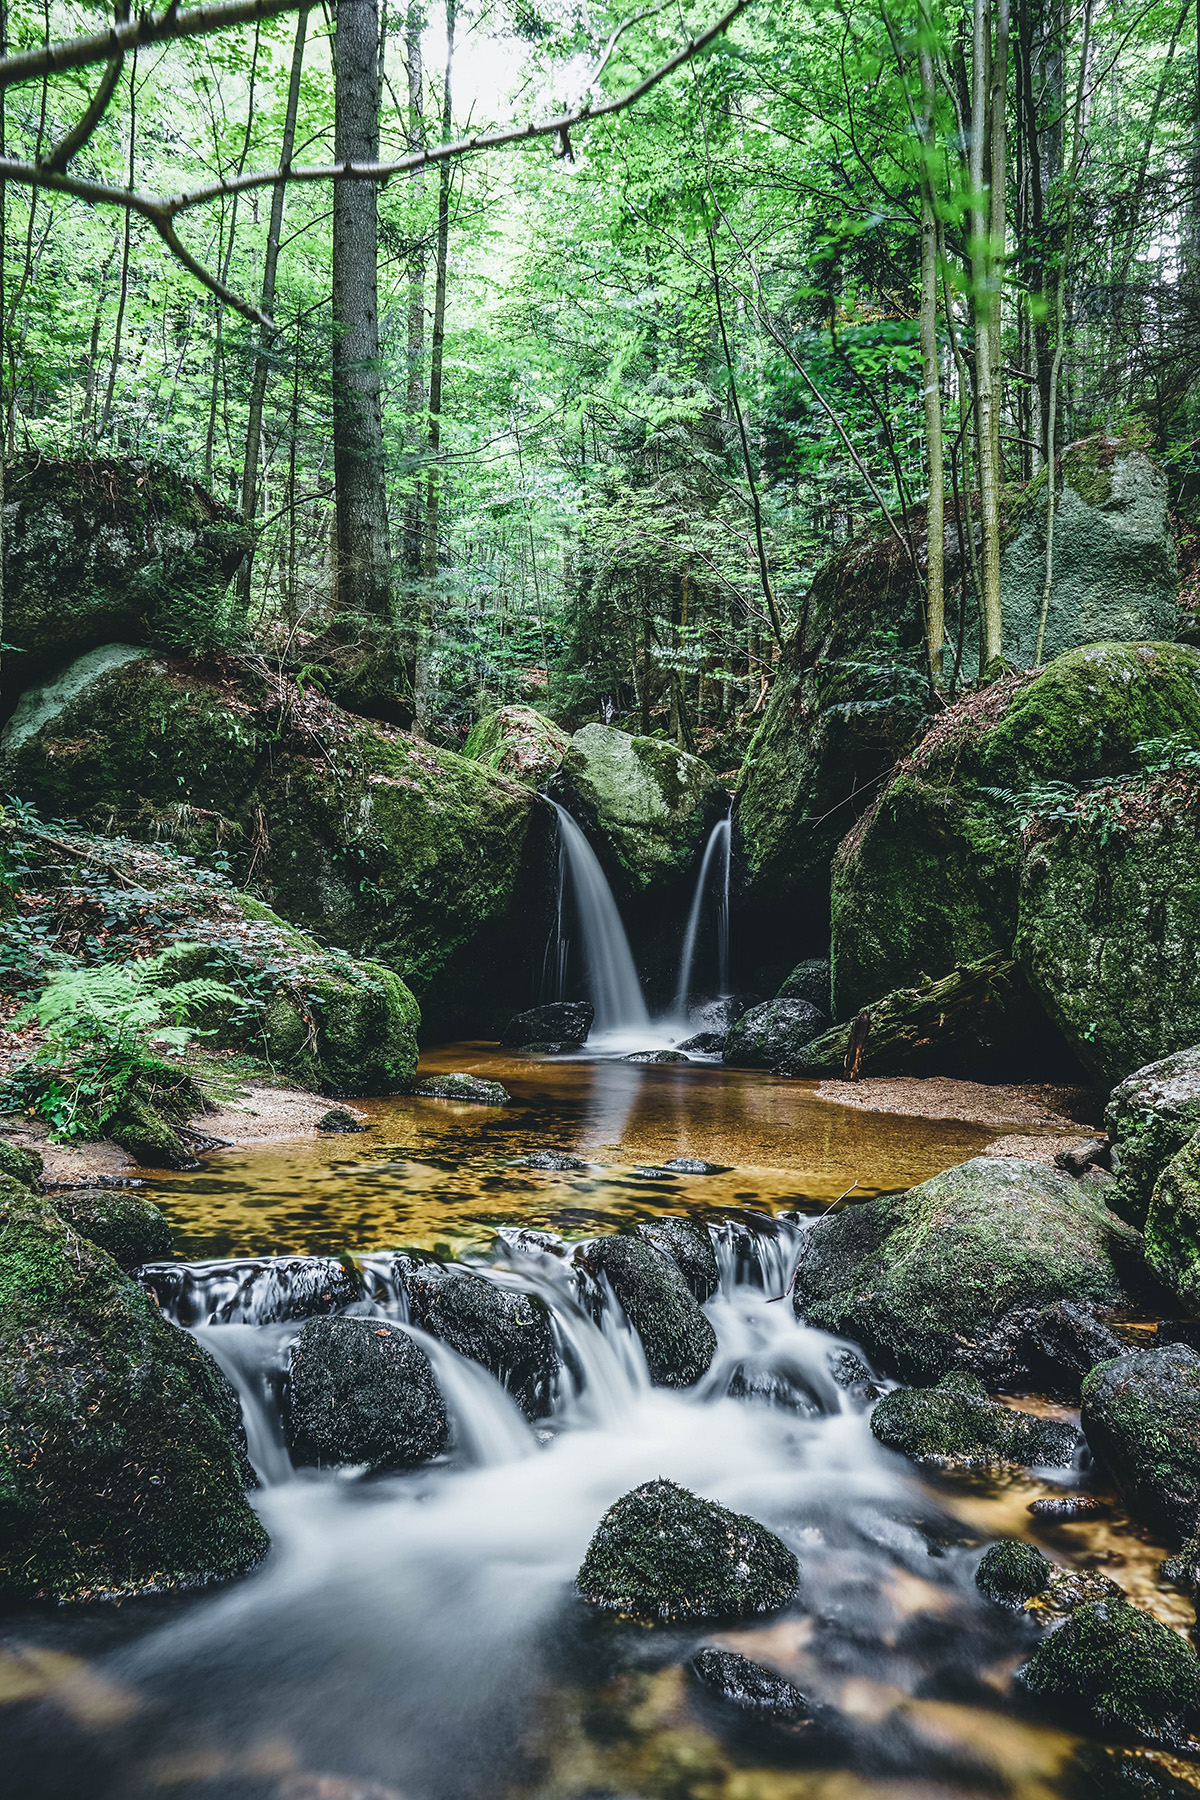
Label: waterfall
xmin=541 ymin=824 xmax=569 ymax=1003
xmin=548 ymin=801 xmax=649 ymax=1036
xmin=673 ymin=811 xmax=732 ymax=1018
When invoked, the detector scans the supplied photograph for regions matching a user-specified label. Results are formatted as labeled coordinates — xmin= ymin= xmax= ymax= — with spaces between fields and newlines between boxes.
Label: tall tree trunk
xmin=971 ymin=0 xmax=1005 ymax=674
xmin=403 ymin=0 xmax=426 ymax=582
xmin=917 ymin=9 xmax=944 ymax=685
xmin=100 ymin=56 xmax=137 ymax=441
xmin=416 ymin=0 xmax=455 ymax=727
xmin=333 ymin=0 xmax=392 ymax=623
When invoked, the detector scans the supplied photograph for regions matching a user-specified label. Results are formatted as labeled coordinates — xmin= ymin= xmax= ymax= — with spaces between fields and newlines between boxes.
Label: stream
xmin=3 ymin=1051 xmax=1188 ymax=1800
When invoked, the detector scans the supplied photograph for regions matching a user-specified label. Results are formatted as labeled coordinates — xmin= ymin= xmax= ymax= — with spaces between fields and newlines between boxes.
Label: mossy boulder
xmin=462 ymin=705 xmax=570 ymax=786
xmin=830 ymin=643 xmax=1200 ymax=1019
xmin=576 ymin=1477 xmax=799 ymax=1622
xmin=409 ymin=1072 xmax=510 ymax=1104
xmin=50 ymin=1188 xmax=173 ymax=1268
xmin=392 ymin=1256 xmax=558 ymax=1418
xmin=635 ymin=1215 xmax=720 ymax=1302
xmin=0 ymin=1178 xmax=267 ymax=1602
xmin=1001 ymin=435 xmax=1179 ymax=669
xmin=285 ymin=1316 xmax=448 ymax=1471
xmin=1017 ymin=1597 xmax=1200 ymax=1750
xmin=1 ymin=455 xmax=249 ymax=688
xmin=1107 ymin=1048 xmax=1200 ymax=1228
xmin=1146 ymin=1134 xmax=1200 ymax=1311
xmin=0 ymin=653 xmax=551 ymax=1035
xmin=776 ymin=958 xmax=831 ymax=1012
xmin=1081 ymin=1345 xmax=1200 ymax=1539
xmin=0 ymin=1140 xmax=42 ymax=1189
xmin=871 ymin=1371 xmax=1081 ymax=1467
xmin=723 ymin=998 xmax=827 ymax=1069
xmin=549 ymin=724 xmax=725 ymax=895
xmin=975 ymin=1538 xmax=1053 ymax=1608
xmin=1016 ymin=783 xmax=1200 ymax=1083
xmin=576 ymin=1233 xmax=716 ymax=1387
xmin=791 ymin=1157 xmax=1137 ymax=1385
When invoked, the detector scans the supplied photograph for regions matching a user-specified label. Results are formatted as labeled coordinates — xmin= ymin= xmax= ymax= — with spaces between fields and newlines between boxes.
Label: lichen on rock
xmin=462 ymin=705 xmax=570 ymax=786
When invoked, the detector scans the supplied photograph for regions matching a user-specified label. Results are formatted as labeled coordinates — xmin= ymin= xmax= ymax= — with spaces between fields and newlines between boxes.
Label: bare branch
xmin=0 ymin=0 xmax=309 ymax=92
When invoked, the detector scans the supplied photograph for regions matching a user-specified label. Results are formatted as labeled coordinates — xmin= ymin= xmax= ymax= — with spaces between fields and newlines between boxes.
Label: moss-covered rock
xmin=636 ymin=1216 xmax=720 ymax=1302
xmin=871 ymin=1372 xmax=1081 ymax=1467
xmin=975 ymin=1538 xmax=1053 ymax=1608
xmin=285 ymin=1316 xmax=448 ymax=1471
xmin=830 ymin=644 xmax=1200 ymax=1018
xmin=1107 ymin=1048 xmax=1200 ymax=1228
xmin=409 ymin=1072 xmax=510 ymax=1104
xmin=1146 ymin=1134 xmax=1200 ymax=1311
xmin=776 ymin=958 xmax=831 ymax=1011
xmin=0 ymin=1140 xmax=42 ymax=1189
xmin=577 ymin=1233 xmax=716 ymax=1387
xmin=392 ymin=1257 xmax=558 ymax=1418
xmin=549 ymin=724 xmax=725 ymax=895
xmin=0 ymin=1177 xmax=267 ymax=1602
xmin=50 ymin=1188 xmax=173 ymax=1268
xmin=1081 ymin=1345 xmax=1200 ymax=1539
xmin=791 ymin=1157 xmax=1137 ymax=1385
xmin=723 ymin=997 xmax=827 ymax=1068
xmin=576 ymin=1477 xmax=799 ymax=1622
xmin=1 ymin=456 xmax=250 ymax=686
xmin=462 ymin=706 xmax=570 ymax=786
xmin=1001 ymin=435 xmax=1179 ymax=669
xmin=1017 ymin=1597 xmax=1200 ymax=1750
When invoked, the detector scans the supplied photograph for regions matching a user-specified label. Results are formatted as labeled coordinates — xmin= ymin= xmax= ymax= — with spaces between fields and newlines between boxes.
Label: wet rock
xmin=791 ymin=1157 xmax=1137 ymax=1385
xmin=462 ymin=705 xmax=571 ymax=787
xmin=315 ymin=1108 xmax=366 ymax=1133
xmin=143 ymin=1255 xmax=360 ymax=1327
xmin=662 ymin=1157 xmax=726 ymax=1175
xmin=519 ymin=1039 xmax=580 ymax=1054
xmin=1023 ymin=1300 xmax=1127 ymax=1396
xmin=776 ymin=958 xmax=832 ymax=1015
xmin=1017 ymin=1597 xmax=1200 ymax=1750
xmin=1029 ymin=1495 xmax=1109 ymax=1521
xmin=1146 ymin=1131 xmax=1200 ymax=1312
xmin=393 ymin=1257 xmax=558 ymax=1418
xmin=723 ymin=998 xmax=827 ymax=1069
xmin=624 ymin=1050 xmax=689 ymax=1064
xmin=636 ymin=1216 xmax=720 ymax=1302
xmin=726 ymin=1361 xmax=821 ymax=1414
xmin=1161 ymin=1537 xmax=1200 ymax=1596
xmin=871 ymin=1372 xmax=1081 ymax=1468
xmin=285 ymin=1316 xmax=448 ymax=1471
xmin=500 ymin=1001 xmax=593 ymax=1049
xmin=1070 ymin=1742 xmax=1200 ymax=1800
xmin=0 ymin=1140 xmax=42 ymax=1188
xmin=676 ymin=1032 xmax=726 ymax=1054
xmin=50 ymin=1187 xmax=173 ymax=1269
xmin=1081 ymin=1344 xmax=1200 ymax=1538
xmin=827 ymin=1347 xmax=884 ymax=1399
xmin=1106 ymin=1046 xmax=1200 ymax=1227
xmin=1027 ymin=1567 xmax=1125 ymax=1623
xmin=975 ymin=1538 xmax=1053 ymax=1608
xmin=517 ymin=1150 xmax=588 ymax=1171
xmin=0 ymin=1175 xmax=266 ymax=1602
xmin=409 ymin=1073 xmax=511 ymax=1104
xmin=689 ymin=1646 xmax=839 ymax=1747
xmin=576 ymin=1477 xmax=799 ymax=1622
xmin=576 ymin=1235 xmax=716 ymax=1386
xmin=1058 ymin=1138 xmax=1113 ymax=1176
xmin=495 ymin=1226 xmax=568 ymax=1258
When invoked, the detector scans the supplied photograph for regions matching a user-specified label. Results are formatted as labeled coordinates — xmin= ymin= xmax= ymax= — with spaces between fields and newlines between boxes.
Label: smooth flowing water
xmin=674 ymin=813 xmax=732 ymax=1017
xmin=2 ymin=1056 xmax=1170 ymax=1800
xmin=549 ymin=802 xmax=650 ymax=1040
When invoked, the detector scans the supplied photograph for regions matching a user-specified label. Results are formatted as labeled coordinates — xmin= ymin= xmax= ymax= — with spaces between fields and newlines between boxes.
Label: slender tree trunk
xmin=917 ymin=12 xmax=944 ymax=685
xmin=417 ymin=0 xmax=455 ymax=725
xmin=403 ymin=0 xmax=426 ymax=581
xmin=971 ymin=0 xmax=1005 ymax=673
xmin=332 ymin=0 xmax=392 ymax=622
xmin=100 ymin=56 xmax=137 ymax=441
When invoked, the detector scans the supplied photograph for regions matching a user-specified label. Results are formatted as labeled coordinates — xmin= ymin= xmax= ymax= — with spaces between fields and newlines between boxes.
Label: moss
xmin=1144 ymin=1133 xmax=1200 ymax=1308
xmin=576 ymin=1478 xmax=799 ymax=1622
xmin=1107 ymin=1048 xmax=1200 ymax=1227
xmin=285 ymin=1316 xmax=448 ymax=1470
xmin=259 ymin=956 xmax=418 ymax=1094
xmin=0 ymin=1141 xmax=42 ymax=1189
xmin=550 ymin=725 xmax=725 ymax=894
xmin=0 ymin=1180 xmax=267 ymax=1602
xmin=1081 ymin=1345 xmax=1200 ymax=1539
xmin=872 ymin=1378 xmax=1080 ymax=1467
xmin=1018 ymin=1598 xmax=1200 ymax=1750
xmin=975 ymin=1538 xmax=1053 ymax=1608
xmin=410 ymin=1072 xmax=509 ymax=1103
xmin=723 ymin=998 xmax=827 ymax=1069
xmin=50 ymin=1188 xmax=173 ymax=1268
xmin=577 ymin=1234 xmax=717 ymax=1387
xmin=462 ymin=706 xmax=570 ymax=786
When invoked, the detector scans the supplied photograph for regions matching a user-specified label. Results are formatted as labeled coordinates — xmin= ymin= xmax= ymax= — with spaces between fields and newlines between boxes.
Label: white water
xmin=549 ymin=800 xmax=651 ymax=1041
xmin=673 ymin=812 xmax=732 ymax=1018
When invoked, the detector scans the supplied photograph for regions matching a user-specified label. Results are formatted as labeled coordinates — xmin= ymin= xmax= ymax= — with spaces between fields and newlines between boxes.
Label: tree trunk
xmin=971 ymin=0 xmax=1005 ymax=674
xmin=332 ymin=0 xmax=392 ymax=623
xmin=403 ymin=0 xmax=426 ymax=583
xmin=918 ymin=14 xmax=945 ymax=685
xmin=416 ymin=0 xmax=455 ymax=728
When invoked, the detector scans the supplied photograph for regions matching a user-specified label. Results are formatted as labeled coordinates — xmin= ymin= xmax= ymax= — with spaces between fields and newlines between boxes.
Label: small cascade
xmin=673 ymin=810 xmax=732 ymax=1018
xmin=143 ymin=1255 xmax=359 ymax=1327
xmin=540 ymin=823 xmax=569 ymax=1002
xmin=547 ymin=800 xmax=649 ymax=1036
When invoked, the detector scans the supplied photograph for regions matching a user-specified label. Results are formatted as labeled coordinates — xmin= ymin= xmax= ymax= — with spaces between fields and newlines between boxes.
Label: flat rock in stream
xmin=576 ymin=1234 xmax=716 ymax=1386
xmin=392 ymin=1256 xmax=558 ymax=1418
xmin=576 ymin=1478 xmax=799 ymax=1622
xmin=1018 ymin=1597 xmax=1200 ymax=1751
xmin=408 ymin=1073 xmax=511 ymax=1104
xmin=286 ymin=1316 xmax=449 ymax=1471
xmin=871 ymin=1371 xmax=1082 ymax=1468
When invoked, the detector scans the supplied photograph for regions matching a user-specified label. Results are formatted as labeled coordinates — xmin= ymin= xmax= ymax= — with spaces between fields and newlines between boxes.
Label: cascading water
xmin=547 ymin=799 xmax=650 ymax=1038
xmin=673 ymin=809 xmax=732 ymax=1018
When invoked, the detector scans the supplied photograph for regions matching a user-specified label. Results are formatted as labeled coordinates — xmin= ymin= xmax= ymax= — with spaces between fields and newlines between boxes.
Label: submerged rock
xmin=690 ymin=1646 xmax=839 ymax=1748
xmin=1081 ymin=1345 xmax=1200 ymax=1538
xmin=723 ymin=998 xmax=827 ymax=1069
xmin=576 ymin=1478 xmax=799 ymax=1621
xmin=1107 ymin=1047 xmax=1200 ymax=1227
xmin=517 ymin=1150 xmax=588 ymax=1171
xmin=409 ymin=1073 xmax=511 ymax=1105
xmin=975 ymin=1539 xmax=1053 ymax=1608
xmin=285 ymin=1316 xmax=448 ymax=1471
xmin=394 ymin=1257 xmax=557 ymax=1418
xmin=871 ymin=1372 xmax=1081 ymax=1468
xmin=791 ymin=1157 xmax=1136 ymax=1385
xmin=661 ymin=1157 xmax=727 ymax=1174
xmin=0 ymin=1177 xmax=266 ymax=1602
xmin=500 ymin=1001 xmax=593 ymax=1049
xmin=577 ymin=1234 xmax=716 ymax=1386
xmin=462 ymin=705 xmax=570 ymax=787
xmin=1017 ymin=1597 xmax=1200 ymax=1750
xmin=636 ymin=1215 xmax=720 ymax=1301
xmin=1029 ymin=1495 xmax=1109 ymax=1521
xmin=50 ymin=1187 xmax=173 ymax=1268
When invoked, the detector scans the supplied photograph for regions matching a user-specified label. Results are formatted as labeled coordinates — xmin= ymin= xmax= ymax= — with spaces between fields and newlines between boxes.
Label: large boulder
xmin=1001 ymin=434 xmax=1179 ymax=669
xmin=548 ymin=724 xmax=725 ymax=895
xmin=1016 ymin=779 xmax=1200 ymax=1083
xmin=1081 ymin=1345 xmax=1200 ymax=1539
xmin=0 ymin=455 xmax=249 ymax=694
xmin=1107 ymin=1047 xmax=1200 ymax=1228
xmin=49 ymin=1188 xmax=174 ymax=1268
xmin=829 ymin=643 xmax=1200 ymax=1019
xmin=392 ymin=1257 xmax=558 ymax=1418
xmin=576 ymin=1234 xmax=716 ymax=1386
xmin=723 ymin=997 xmax=827 ymax=1068
xmin=576 ymin=1478 xmax=798 ymax=1621
xmin=870 ymin=1371 xmax=1081 ymax=1468
xmin=499 ymin=1001 xmax=593 ymax=1049
xmin=462 ymin=705 xmax=570 ymax=787
xmin=0 ymin=1179 xmax=267 ymax=1602
xmin=0 ymin=653 xmax=551 ymax=1035
xmin=1146 ymin=1133 xmax=1200 ymax=1310
xmin=1017 ymin=1598 xmax=1200 ymax=1750
xmin=791 ymin=1157 xmax=1138 ymax=1385
xmin=285 ymin=1316 xmax=448 ymax=1471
